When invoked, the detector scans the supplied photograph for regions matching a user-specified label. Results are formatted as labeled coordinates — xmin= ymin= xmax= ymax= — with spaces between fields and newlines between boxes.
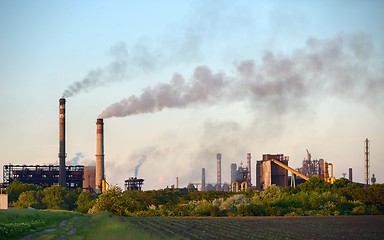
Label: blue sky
xmin=1 ymin=1 xmax=383 ymax=190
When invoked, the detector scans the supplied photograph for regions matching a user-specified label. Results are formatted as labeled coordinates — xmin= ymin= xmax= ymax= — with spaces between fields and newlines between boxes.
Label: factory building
xmin=231 ymin=162 xmax=250 ymax=192
xmin=83 ymin=166 xmax=96 ymax=191
xmin=125 ymin=177 xmax=144 ymax=190
xmin=256 ymin=154 xmax=290 ymax=191
xmin=2 ymin=164 xmax=84 ymax=189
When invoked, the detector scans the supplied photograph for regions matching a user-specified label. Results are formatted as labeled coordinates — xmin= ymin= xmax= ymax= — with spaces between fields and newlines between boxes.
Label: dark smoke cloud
xmin=62 ymin=42 xmax=129 ymax=98
xmin=134 ymin=156 xmax=146 ymax=178
xmin=99 ymin=33 xmax=383 ymax=119
xmin=99 ymin=66 xmax=228 ymax=118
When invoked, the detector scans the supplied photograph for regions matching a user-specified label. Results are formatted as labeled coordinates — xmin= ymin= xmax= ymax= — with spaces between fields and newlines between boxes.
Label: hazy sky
xmin=1 ymin=1 xmax=383 ymax=190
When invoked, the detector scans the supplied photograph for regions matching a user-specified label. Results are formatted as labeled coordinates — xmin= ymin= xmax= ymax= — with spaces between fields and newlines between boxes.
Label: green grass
xmin=0 ymin=209 xmax=170 ymax=240
xmin=74 ymin=213 xmax=170 ymax=240
xmin=0 ymin=208 xmax=74 ymax=239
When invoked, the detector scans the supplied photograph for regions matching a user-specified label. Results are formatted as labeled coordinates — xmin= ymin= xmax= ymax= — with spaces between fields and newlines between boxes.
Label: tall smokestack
xmin=58 ymin=98 xmax=66 ymax=187
xmin=348 ymin=168 xmax=353 ymax=182
xmin=365 ymin=138 xmax=369 ymax=187
xmin=247 ymin=153 xmax=251 ymax=184
xmin=95 ymin=118 xmax=105 ymax=192
xmin=201 ymin=168 xmax=206 ymax=191
xmin=216 ymin=153 xmax=221 ymax=191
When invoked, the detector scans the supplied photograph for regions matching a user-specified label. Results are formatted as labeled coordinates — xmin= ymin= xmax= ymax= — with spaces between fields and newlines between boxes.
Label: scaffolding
xmin=2 ymin=164 xmax=84 ymax=189
xmin=124 ymin=177 xmax=144 ymax=191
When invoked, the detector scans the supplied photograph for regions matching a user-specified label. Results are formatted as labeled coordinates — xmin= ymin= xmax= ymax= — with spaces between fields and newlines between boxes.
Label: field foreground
xmin=128 ymin=216 xmax=384 ymax=240
xmin=1 ymin=209 xmax=383 ymax=239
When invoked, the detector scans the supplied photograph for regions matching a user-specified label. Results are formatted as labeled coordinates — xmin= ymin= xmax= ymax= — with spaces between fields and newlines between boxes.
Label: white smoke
xmin=68 ymin=152 xmax=85 ymax=166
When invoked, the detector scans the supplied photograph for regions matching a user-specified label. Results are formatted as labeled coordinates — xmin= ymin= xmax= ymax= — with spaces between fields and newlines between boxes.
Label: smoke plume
xmin=68 ymin=152 xmax=85 ymax=166
xmin=134 ymin=155 xmax=147 ymax=177
xmin=99 ymin=33 xmax=383 ymax=119
xmin=62 ymin=43 xmax=129 ymax=98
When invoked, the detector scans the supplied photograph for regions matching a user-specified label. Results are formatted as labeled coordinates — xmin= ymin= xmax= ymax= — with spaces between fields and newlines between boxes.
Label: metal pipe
xmin=58 ymin=98 xmax=66 ymax=187
xmin=95 ymin=118 xmax=105 ymax=193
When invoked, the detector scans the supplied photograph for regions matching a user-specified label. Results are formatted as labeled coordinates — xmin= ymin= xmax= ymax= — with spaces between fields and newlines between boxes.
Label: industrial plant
xmin=1 ymin=99 xmax=108 ymax=193
xmin=0 ymin=98 xmax=379 ymax=194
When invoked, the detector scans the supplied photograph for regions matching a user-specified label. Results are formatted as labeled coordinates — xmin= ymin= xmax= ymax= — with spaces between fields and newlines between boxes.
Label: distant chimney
xmin=176 ymin=177 xmax=179 ymax=189
xmin=348 ymin=168 xmax=353 ymax=182
xmin=216 ymin=153 xmax=221 ymax=191
xmin=58 ymin=98 xmax=67 ymax=187
xmin=365 ymin=138 xmax=369 ymax=186
xmin=95 ymin=118 xmax=105 ymax=192
xmin=201 ymin=168 xmax=206 ymax=191
xmin=247 ymin=153 xmax=251 ymax=184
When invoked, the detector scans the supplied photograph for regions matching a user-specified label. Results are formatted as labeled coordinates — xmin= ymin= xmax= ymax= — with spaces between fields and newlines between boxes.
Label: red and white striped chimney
xmin=58 ymin=98 xmax=66 ymax=187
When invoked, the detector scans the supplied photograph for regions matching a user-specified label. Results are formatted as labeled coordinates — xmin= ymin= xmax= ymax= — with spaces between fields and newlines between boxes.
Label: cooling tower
xmin=95 ymin=118 xmax=105 ymax=192
xmin=58 ymin=98 xmax=67 ymax=187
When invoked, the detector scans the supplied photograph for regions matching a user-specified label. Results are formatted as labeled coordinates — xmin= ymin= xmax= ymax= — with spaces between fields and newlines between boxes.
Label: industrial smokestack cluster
xmin=95 ymin=118 xmax=105 ymax=192
xmin=58 ymin=98 xmax=67 ymax=187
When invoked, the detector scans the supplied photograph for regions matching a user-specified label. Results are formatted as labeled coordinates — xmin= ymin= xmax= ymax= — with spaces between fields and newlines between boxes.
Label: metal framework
xmin=124 ymin=177 xmax=144 ymax=191
xmin=2 ymin=164 xmax=84 ymax=189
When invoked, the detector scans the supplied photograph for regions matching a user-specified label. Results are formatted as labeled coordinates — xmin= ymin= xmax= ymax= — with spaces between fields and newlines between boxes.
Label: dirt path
xmin=18 ymin=219 xmax=78 ymax=240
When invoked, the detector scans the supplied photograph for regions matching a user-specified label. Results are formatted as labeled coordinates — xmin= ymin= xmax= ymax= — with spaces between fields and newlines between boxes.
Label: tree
xmin=76 ymin=190 xmax=96 ymax=213
xmin=5 ymin=180 xmax=41 ymax=204
xmin=42 ymin=185 xmax=67 ymax=210
xmin=90 ymin=186 xmax=129 ymax=216
xmin=14 ymin=190 xmax=44 ymax=209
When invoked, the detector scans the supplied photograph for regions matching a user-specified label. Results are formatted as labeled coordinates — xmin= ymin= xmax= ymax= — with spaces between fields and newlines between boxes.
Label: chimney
xmin=247 ymin=153 xmax=251 ymax=184
xmin=348 ymin=168 xmax=353 ymax=182
xmin=216 ymin=153 xmax=221 ymax=191
xmin=176 ymin=177 xmax=179 ymax=189
xmin=95 ymin=118 xmax=105 ymax=193
xmin=201 ymin=168 xmax=206 ymax=191
xmin=58 ymin=98 xmax=66 ymax=187
xmin=365 ymin=138 xmax=369 ymax=186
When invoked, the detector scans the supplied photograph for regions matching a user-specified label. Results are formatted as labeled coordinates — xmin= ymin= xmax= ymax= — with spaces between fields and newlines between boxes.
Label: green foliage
xmin=297 ymin=175 xmax=331 ymax=193
xmin=6 ymin=178 xmax=384 ymax=217
xmin=90 ymin=186 xmax=129 ymax=216
xmin=76 ymin=190 xmax=96 ymax=213
xmin=41 ymin=186 xmax=68 ymax=210
xmin=14 ymin=190 xmax=44 ymax=209
xmin=6 ymin=181 xmax=41 ymax=204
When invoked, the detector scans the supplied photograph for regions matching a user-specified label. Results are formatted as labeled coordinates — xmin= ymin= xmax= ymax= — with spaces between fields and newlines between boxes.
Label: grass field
xmin=1 ymin=209 xmax=383 ymax=239
xmin=0 ymin=209 xmax=165 ymax=240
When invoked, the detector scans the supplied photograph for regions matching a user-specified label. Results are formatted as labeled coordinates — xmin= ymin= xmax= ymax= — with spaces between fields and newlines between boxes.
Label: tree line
xmin=5 ymin=177 xmax=384 ymax=216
